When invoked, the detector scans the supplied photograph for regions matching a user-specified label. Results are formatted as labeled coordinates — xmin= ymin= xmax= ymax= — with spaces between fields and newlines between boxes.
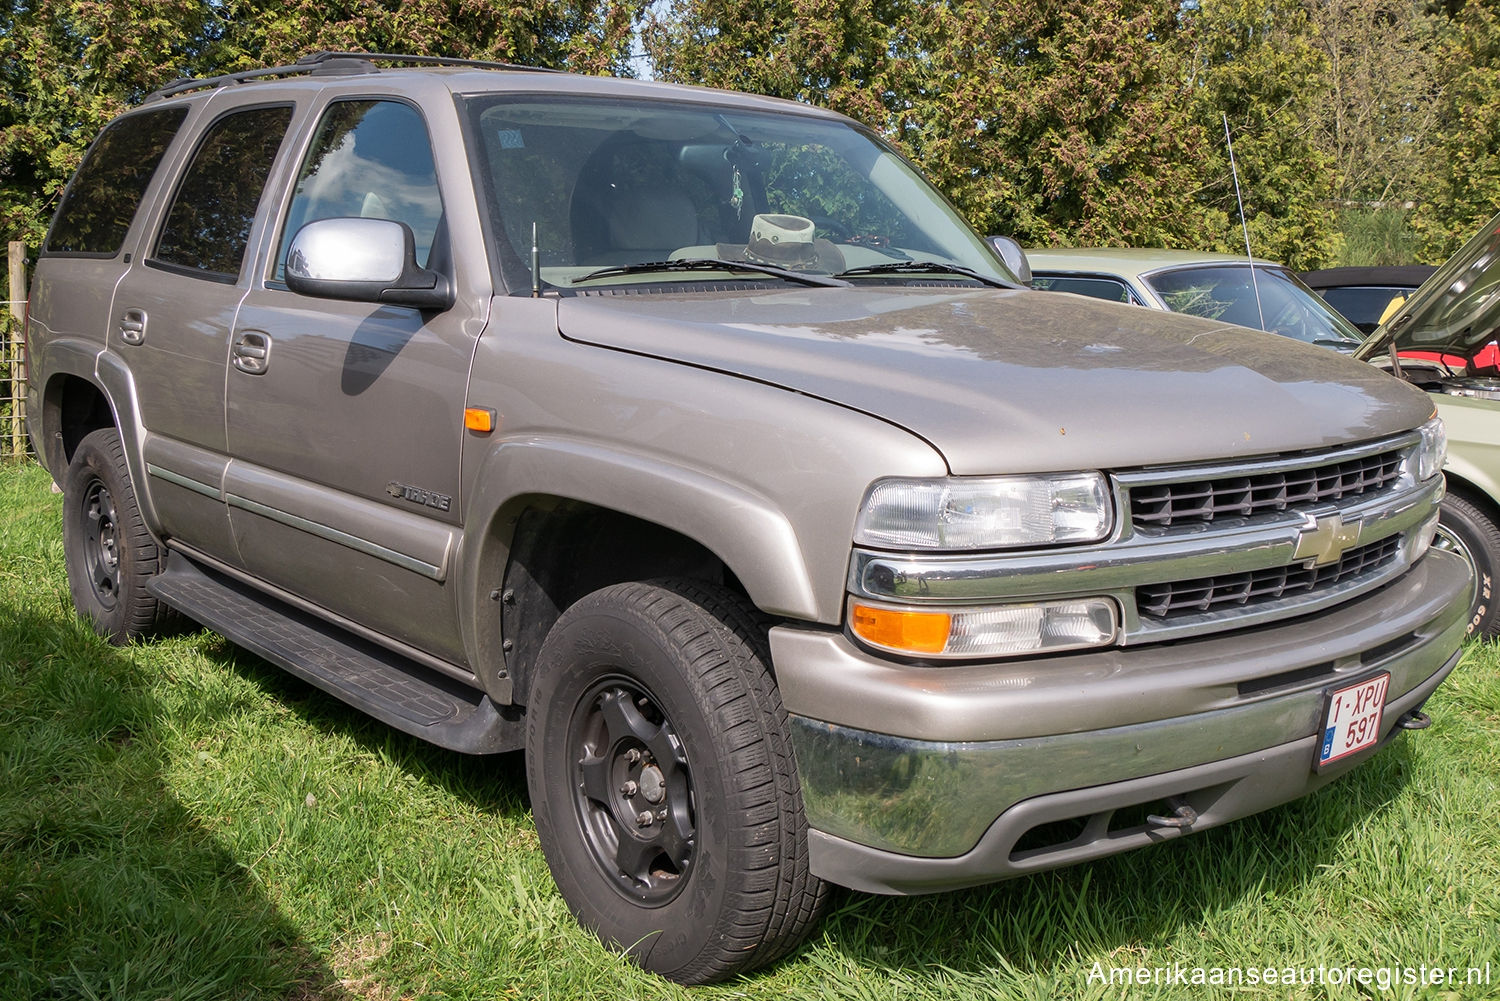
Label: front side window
xmin=1145 ymin=266 xmax=1364 ymax=348
xmin=1033 ymin=274 xmax=1136 ymax=304
xmin=465 ymin=95 xmax=1010 ymax=291
xmin=45 ymin=107 xmax=188 ymax=256
xmin=153 ymin=105 xmax=294 ymax=278
xmin=275 ymin=100 xmax=443 ymax=280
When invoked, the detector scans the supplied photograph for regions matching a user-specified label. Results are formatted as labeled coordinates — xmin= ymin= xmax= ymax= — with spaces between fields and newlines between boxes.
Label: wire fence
xmin=3 ymin=241 xmax=32 ymax=461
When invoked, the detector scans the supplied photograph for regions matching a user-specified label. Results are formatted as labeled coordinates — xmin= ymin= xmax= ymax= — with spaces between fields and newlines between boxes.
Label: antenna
xmin=1223 ymin=113 xmax=1265 ymax=332
xmin=531 ymin=222 xmax=541 ymax=298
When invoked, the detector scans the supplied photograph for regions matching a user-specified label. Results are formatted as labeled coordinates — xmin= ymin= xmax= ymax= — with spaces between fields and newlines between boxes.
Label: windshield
xmin=465 ymin=95 xmax=1011 ymax=291
xmin=1144 ymin=265 xmax=1365 ymax=347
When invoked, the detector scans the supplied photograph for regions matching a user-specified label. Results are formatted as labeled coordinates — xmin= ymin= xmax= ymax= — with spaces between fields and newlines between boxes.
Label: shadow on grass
xmin=182 ymin=619 xmax=1425 ymax=983
xmin=0 ymin=605 xmax=348 ymax=1001
xmin=189 ymin=632 xmax=532 ymax=817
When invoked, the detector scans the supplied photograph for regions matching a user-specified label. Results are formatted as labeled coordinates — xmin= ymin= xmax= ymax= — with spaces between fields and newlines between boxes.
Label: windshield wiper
xmin=834 ymin=260 xmax=1012 ymax=288
xmin=571 ymin=258 xmax=849 ymax=288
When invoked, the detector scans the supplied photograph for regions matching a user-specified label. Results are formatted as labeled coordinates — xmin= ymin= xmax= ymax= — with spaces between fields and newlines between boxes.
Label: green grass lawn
xmin=2 ymin=457 xmax=1497 ymax=1000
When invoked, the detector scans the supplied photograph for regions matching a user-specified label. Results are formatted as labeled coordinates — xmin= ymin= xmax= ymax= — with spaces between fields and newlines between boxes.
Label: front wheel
xmin=1435 ymin=493 xmax=1500 ymax=639
xmin=61 ymin=427 xmax=175 ymax=643
xmin=525 ymin=579 xmax=828 ymax=984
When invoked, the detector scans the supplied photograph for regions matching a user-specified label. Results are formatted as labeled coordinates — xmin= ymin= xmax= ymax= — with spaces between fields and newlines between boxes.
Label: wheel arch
xmin=457 ymin=438 xmax=823 ymax=705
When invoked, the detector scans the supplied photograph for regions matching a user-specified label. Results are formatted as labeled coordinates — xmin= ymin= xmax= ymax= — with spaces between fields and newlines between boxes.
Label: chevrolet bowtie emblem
xmin=1293 ymin=512 xmax=1362 ymax=566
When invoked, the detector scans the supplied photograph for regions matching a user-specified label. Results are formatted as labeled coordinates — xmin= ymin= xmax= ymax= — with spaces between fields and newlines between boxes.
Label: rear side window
xmin=153 ymin=105 xmax=294 ymax=279
xmin=44 ymin=107 xmax=188 ymax=256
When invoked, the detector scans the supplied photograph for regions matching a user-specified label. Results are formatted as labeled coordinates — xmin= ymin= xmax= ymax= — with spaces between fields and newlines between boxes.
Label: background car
xmin=1300 ymin=265 xmax=1437 ymax=334
xmin=1028 ymin=248 xmax=1366 ymax=351
xmin=1358 ymin=215 xmax=1500 ymax=637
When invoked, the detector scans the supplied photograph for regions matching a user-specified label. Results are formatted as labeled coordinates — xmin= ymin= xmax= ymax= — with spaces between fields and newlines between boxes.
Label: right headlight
xmin=1415 ymin=416 xmax=1447 ymax=483
xmin=853 ymin=472 xmax=1113 ymax=551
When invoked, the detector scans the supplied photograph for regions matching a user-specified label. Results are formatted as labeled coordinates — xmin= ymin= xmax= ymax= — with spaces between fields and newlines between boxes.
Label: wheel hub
xmin=81 ymin=478 xmax=121 ymax=608
xmin=571 ymin=680 xmax=695 ymax=905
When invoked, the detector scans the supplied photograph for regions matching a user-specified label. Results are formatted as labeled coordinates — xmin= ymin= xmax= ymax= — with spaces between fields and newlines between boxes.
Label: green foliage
xmin=0 ymin=1 xmax=643 ymax=249
xmin=1336 ymin=206 xmax=1426 ymax=267
xmin=1412 ymin=0 xmax=1500 ymax=261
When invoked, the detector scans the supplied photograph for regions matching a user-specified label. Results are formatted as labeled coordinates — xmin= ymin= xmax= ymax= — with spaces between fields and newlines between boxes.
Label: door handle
xmin=119 ymin=308 xmax=147 ymax=345
xmin=232 ymin=331 xmax=272 ymax=375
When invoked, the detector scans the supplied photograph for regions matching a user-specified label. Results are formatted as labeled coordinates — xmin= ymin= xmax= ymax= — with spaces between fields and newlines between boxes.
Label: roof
xmin=141 ymin=51 xmax=843 ymax=122
xmin=1026 ymin=247 xmax=1280 ymax=278
xmin=1299 ymin=265 xmax=1436 ymax=290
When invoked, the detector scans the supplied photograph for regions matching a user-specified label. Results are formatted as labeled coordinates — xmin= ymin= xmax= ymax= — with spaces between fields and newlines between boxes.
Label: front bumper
xmin=772 ymin=549 xmax=1472 ymax=894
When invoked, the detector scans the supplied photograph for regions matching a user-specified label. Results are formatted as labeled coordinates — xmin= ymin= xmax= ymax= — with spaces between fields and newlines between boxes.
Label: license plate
xmin=1316 ymin=672 xmax=1391 ymax=771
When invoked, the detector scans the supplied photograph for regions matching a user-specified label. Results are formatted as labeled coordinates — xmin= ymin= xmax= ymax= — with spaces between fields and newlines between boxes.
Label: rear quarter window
xmin=44 ymin=107 xmax=189 ymax=257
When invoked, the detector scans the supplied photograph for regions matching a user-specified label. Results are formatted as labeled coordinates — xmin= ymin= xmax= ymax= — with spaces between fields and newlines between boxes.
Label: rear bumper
xmin=771 ymin=549 xmax=1471 ymax=892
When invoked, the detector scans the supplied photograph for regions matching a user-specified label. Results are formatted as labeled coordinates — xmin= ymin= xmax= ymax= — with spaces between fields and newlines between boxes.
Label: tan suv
xmin=24 ymin=52 xmax=1470 ymax=983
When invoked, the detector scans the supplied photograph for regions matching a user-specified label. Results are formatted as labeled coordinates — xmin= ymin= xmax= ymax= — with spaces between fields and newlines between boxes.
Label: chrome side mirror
xmin=286 ymin=218 xmax=454 ymax=310
xmin=987 ymin=235 xmax=1032 ymax=286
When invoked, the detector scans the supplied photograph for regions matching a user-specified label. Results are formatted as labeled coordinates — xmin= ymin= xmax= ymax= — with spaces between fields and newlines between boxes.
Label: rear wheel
xmin=525 ymin=579 xmax=828 ymax=984
xmin=62 ymin=428 xmax=175 ymax=643
xmin=1435 ymin=493 xmax=1500 ymax=639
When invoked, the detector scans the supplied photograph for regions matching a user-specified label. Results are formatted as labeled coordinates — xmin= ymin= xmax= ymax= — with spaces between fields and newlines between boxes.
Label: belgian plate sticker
xmin=1316 ymin=672 xmax=1390 ymax=771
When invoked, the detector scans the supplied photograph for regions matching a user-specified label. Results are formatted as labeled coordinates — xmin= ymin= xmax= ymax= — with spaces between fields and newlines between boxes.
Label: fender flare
xmin=456 ymin=435 xmax=822 ymax=692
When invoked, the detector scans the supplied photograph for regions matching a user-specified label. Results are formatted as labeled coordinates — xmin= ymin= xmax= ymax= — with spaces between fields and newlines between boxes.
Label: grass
xmin=1 ymin=456 xmax=1497 ymax=999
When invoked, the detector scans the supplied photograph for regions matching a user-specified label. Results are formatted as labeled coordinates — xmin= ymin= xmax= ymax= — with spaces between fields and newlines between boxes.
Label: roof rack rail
xmin=143 ymin=50 xmax=557 ymax=103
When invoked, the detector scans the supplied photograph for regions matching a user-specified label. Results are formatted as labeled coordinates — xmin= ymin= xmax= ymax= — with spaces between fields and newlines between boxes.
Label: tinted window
xmin=153 ymin=106 xmax=294 ymax=278
xmin=45 ymin=107 xmax=188 ymax=256
xmin=1033 ymin=274 xmax=1135 ymax=303
xmin=1319 ymin=286 xmax=1412 ymax=334
xmin=276 ymin=101 xmax=442 ymax=279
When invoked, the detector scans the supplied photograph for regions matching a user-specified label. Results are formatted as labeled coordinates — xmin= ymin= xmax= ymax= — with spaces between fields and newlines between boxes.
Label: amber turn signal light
xmin=850 ymin=602 xmax=952 ymax=655
xmin=464 ymin=407 xmax=496 ymax=432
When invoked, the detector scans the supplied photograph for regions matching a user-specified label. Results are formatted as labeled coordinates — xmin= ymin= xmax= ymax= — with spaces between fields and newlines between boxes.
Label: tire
xmin=61 ymin=427 xmax=175 ymax=643
xmin=525 ymin=579 xmax=829 ymax=984
xmin=1435 ymin=493 xmax=1500 ymax=639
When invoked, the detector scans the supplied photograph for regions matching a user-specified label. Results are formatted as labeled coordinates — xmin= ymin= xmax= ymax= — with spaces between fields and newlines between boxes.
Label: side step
xmin=147 ymin=554 xmax=522 ymax=754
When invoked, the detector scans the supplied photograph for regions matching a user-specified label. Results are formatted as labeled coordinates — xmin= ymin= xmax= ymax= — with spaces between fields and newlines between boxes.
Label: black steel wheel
xmin=62 ymin=428 xmax=175 ymax=643
xmin=525 ymin=579 xmax=829 ymax=984
xmin=1436 ymin=493 xmax=1500 ymax=639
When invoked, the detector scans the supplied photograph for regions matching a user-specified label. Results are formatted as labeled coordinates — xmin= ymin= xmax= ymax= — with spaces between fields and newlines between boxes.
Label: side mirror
xmin=285 ymin=217 xmax=454 ymax=310
xmin=987 ymin=235 xmax=1032 ymax=286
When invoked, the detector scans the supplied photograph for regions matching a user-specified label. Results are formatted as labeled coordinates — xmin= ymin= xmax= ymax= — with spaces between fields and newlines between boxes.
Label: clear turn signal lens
xmin=849 ymin=597 xmax=1118 ymax=659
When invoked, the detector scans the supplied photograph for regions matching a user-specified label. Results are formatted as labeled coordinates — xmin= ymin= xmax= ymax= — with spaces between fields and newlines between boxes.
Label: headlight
xmin=850 ymin=597 xmax=1119 ymax=658
xmin=1416 ymin=416 xmax=1447 ymax=482
xmin=854 ymin=473 xmax=1112 ymax=550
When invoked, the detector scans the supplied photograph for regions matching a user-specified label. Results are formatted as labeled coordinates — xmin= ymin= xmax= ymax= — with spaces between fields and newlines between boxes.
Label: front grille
xmin=1136 ymin=535 xmax=1402 ymax=619
xmin=1130 ymin=449 xmax=1403 ymax=530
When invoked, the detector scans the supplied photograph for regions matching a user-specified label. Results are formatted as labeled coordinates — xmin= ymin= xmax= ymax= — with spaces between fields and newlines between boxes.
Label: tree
xmin=1181 ymin=0 xmax=1339 ymax=268
xmin=1412 ymin=0 xmax=1500 ymax=259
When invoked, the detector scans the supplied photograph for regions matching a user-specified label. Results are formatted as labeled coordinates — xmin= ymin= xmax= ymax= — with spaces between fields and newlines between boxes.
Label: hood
xmin=558 ymin=287 xmax=1434 ymax=475
xmin=1360 ymin=210 xmax=1500 ymax=364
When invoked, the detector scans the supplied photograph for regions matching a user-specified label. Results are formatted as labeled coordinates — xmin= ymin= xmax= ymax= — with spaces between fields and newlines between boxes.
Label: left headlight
xmin=853 ymin=472 xmax=1112 ymax=550
xmin=1415 ymin=416 xmax=1447 ymax=483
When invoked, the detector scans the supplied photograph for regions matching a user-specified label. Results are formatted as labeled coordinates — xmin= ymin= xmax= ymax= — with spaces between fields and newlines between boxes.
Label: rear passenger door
xmin=111 ymin=100 xmax=297 ymax=568
xmin=224 ymin=98 xmax=474 ymax=665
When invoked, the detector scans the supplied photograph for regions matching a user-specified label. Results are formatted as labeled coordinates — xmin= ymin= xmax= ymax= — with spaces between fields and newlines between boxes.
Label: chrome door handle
xmin=119 ymin=308 xmax=147 ymax=345
xmin=232 ymin=331 xmax=272 ymax=375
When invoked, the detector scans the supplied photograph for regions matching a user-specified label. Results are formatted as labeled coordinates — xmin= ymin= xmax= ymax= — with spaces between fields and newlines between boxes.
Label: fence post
xmin=7 ymin=241 xmax=24 ymax=459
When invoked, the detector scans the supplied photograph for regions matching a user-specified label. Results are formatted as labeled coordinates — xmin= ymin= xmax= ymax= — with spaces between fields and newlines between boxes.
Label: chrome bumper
xmin=774 ymin=549 xmax=1472 ymax=885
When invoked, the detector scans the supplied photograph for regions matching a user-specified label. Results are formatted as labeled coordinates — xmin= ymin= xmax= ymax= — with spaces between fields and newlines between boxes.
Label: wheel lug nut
xmin=624 ymin=749 xmax=642 ymax=765
xmin=620 ymin=780 xmax=638 ymax=797
xmin=636 ymin=810 xmax=655 ymax=827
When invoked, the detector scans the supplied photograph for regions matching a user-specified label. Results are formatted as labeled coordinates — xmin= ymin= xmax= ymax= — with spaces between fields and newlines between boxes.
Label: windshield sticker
xmin=496 ymin=129 xmax=525 ymax=150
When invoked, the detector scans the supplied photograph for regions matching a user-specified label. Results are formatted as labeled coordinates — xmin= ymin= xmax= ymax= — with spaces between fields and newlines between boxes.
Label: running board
xmin=147 ymin=554 xmax=522 ymax=754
